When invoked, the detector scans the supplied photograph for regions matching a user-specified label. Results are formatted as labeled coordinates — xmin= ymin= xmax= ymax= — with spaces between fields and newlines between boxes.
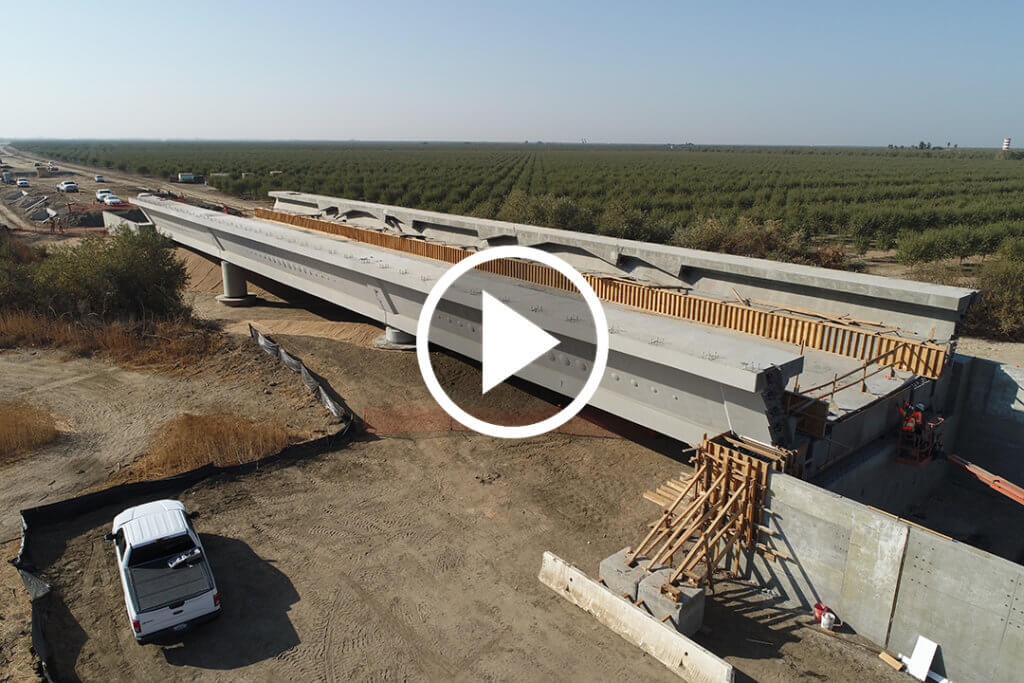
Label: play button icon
xmin=481 ymin=292 xmax=560 ymax=394
xmin=416 ymin=245 xmax=609 ymax=439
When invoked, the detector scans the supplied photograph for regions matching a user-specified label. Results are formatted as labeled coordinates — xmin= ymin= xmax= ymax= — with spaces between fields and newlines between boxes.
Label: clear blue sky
xmin=2 ymin=0 xmax=1019 ymax=146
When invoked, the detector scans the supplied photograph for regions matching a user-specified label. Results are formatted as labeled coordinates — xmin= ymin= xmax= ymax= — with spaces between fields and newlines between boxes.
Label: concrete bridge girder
xmin=136 ymin=196 xmax=802 ymax=447
xmin=270 ymin=191 xmax=977 ymax=342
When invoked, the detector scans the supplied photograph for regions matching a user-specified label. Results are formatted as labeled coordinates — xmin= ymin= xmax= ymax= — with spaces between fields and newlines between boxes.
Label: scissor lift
xmin=896 ymin=417 xmax=944 ymax=465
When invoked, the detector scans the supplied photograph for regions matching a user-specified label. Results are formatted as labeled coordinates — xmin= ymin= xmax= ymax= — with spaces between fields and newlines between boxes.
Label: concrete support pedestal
xmin=373 ymin=326 xmax=416 ymax=350
xmin=599 ymin=547 xmax=651 ymax=601
xmin=216 ymin=261 xmax=255 ymax=306
xmin=637 ymin=569 xmax=706 ymax=636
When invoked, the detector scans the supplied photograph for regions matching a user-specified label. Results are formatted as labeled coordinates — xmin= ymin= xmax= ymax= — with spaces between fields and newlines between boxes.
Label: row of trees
xmin=896 ymin=221 xmax=1024 ymax=264
xmin=19 ymin=141 xmax=1024 ymax=256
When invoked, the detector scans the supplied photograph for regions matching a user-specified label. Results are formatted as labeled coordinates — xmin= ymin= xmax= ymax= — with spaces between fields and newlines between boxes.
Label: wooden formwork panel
xmin=633 ymin=433 xmax=784 ymax=589
xmin=255 ymin=208 xmax=947 ymax=378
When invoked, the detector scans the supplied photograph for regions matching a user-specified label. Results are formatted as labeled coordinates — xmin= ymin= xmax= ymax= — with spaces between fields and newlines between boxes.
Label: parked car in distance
xmin=105 ymin=500 xmax=220 ymax=643
xmin=16 ymin=178 xmax=29 ymax=187
xmin=32 ymin=161 xmax=40 ymax=167
xmin=94 ymin=175 xmax=105 ymax=182
xmin=102 ymin=195 xmax=125 ymax=206
xmin=57 ymin=180 xmax=78 ymax=192
xmin=96 ymin=188 xmax=112 ymax=200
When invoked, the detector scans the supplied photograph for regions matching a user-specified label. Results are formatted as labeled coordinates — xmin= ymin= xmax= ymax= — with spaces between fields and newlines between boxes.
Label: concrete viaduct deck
xmin=133 ymin=193 xmax=976 ymax=463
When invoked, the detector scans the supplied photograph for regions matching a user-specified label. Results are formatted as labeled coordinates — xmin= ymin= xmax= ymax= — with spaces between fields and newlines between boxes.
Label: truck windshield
xmin=128 ymin=534 xmax=195 ymax=566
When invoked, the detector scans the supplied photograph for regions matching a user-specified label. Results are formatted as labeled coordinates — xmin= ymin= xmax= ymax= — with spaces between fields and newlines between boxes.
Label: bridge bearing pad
xmin=637 ymin=569 xmax=705 ymax=636
xmin=373 ymin=326 xmax=416 ymax=351
xmin=215 ymin=294 xmax=257 ymax=307
xmin=599 ymin=547 xmax=651 ymax=601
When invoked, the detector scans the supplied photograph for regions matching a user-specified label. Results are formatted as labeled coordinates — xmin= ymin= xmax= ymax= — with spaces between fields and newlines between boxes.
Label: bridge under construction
xmin=121 ymin=191 xmax=1024 ymax=683
xmin=132 ymin=191 xmax=977 ymax=484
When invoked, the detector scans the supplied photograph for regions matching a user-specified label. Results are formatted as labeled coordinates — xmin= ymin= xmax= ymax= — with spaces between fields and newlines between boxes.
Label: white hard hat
xmin=915 ymin=403 xmax=925 ymax=410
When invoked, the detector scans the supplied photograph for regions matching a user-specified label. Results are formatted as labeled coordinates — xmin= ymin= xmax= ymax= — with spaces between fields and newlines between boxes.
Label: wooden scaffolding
xmin=629 ymin=433 xmax=793 ymax=592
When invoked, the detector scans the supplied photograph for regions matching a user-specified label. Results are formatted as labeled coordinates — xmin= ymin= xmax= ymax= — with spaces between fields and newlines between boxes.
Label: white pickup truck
xmin=105 ymin=500 xmax=220 ymax=643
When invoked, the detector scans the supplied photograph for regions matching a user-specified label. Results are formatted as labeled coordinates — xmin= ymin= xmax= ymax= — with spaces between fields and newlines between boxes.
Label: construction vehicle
xmin=896 ymin=410 xmax=944 ymax=464
xmin=948 ymin=455 xmax=1024 ymax=507
xmin=894 ymin=403 xmax=1024 ymax=507
xmin=104 ymin=500 xmax=221 ymax=643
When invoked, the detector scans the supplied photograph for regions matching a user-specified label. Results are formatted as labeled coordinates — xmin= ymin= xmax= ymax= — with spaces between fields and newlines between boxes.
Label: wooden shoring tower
xmin=628 ymin=433 xmax=793 ymax=592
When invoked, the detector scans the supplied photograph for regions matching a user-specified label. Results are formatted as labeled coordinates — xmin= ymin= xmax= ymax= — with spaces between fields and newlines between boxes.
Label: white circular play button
xmin=416 ymin=245 xmax=609 ymax=439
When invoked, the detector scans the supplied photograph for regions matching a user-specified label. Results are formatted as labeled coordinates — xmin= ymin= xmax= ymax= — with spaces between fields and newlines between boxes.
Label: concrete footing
xmin=373 ymin=326 xmax=416 ymax=350
xmin=599 ymin=547 xmax=651 ymax=601
xmin=216 ymin=260 xmax=255 ymax=306
xmin=637 ymin=569 xmax=706 ymax=637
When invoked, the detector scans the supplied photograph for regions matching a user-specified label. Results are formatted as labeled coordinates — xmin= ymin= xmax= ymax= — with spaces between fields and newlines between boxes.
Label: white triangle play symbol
xmin=481 ymin=291 xmax=560 ymax=394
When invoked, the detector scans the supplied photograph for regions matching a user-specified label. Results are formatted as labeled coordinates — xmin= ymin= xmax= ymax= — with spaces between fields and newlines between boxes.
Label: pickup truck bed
xmin=128 ymin=561 xmax=213 ymax=612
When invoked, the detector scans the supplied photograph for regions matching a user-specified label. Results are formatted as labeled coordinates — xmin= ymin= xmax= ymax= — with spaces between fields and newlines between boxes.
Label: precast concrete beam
xmin=136 ymin=194 xmax=803 ymax=446
xmin=271 ymin=191 xmax=978 ymax=342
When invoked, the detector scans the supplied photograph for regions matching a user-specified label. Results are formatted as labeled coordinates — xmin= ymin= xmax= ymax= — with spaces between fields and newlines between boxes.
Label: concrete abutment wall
xmin=954 ymin=357 xmax=1024 ymax=485
xmin=746 ymin=472 xmax=1024 ymax=683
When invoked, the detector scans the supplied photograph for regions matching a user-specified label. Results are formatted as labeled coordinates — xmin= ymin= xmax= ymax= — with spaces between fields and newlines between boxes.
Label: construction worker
xmin=898 ymin=401 xmax=917 ymax=433
xmin=912 ymin=403 xmax=925 ymax=435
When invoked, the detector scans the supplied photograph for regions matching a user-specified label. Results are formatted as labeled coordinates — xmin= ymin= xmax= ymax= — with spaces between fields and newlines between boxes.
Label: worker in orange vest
xmin=912 ymin=403 xmax=925 ymax=434
xmin=898 ymin=401 xmax=919 ymax=433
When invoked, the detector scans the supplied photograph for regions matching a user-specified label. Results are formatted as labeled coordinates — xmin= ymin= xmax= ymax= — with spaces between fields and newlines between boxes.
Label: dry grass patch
xmin=123 ymin=413 xmax=293 ymax=481
xmin=0 ymin=311 xmax=221 ymax=370
xmin=0 ymin=401 xmax=58 ymax=465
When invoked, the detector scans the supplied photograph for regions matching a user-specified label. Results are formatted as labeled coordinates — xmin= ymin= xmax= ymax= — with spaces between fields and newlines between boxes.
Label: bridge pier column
xmin=216 ymin=261 xmax=255 ymax=306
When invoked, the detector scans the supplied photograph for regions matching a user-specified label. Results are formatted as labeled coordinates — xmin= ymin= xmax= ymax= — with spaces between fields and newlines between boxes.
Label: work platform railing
xmin=254 ymin=208 xmax=948 ymax=378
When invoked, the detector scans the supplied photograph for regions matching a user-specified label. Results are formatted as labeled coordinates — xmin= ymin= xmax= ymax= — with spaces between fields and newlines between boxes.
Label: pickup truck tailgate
xmin=129 ymin=563 xmax=212 ymax=612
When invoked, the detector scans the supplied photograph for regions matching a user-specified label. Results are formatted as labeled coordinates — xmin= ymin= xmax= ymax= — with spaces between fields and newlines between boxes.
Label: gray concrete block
xmin=598 ymin=547 xmax=650 ymax=601
xmin=637 ymin=569 xmax=705 ymax=636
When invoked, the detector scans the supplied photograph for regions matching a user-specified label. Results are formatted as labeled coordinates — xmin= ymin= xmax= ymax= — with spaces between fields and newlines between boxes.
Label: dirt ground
xmin=0 ymin=341 xmax=337 ymax=542
xmin=28 ymin=424 xmax=904 ymax=683
xmin=3 ymin=305 xmax=907 ymax=682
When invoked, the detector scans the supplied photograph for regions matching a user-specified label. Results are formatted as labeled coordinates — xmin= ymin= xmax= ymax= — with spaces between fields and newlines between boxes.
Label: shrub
xmin=32 ymin=227 xmax=188 ymax=320
xmin=912 ymin=258 xmax=1024 ymax=340
xmin=0 ymin=312 xmax=220 ymax=367
xmin=129 ymin=413 xmax=292 ymax=479
xmin=497 ymin=190 xmax=597 ymax=234
xmin=998 ymin=236 xmax=1024 ymax=263
xmin=0 ymin=402 xmax=58 ymax=464
xmin=674 ymin=217 xmax=809 ymax=262
xmin=965 ymin=259 xmax=1024 ymax=339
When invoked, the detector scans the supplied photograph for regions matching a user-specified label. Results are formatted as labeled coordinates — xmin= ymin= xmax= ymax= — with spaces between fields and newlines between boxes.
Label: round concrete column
xmin=216 ymin=261 xmax=255 ymax=306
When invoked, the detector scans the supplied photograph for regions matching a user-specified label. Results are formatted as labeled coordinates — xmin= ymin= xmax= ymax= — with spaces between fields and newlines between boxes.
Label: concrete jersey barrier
xmin=538 ymin=551 xmax=734 ymax=683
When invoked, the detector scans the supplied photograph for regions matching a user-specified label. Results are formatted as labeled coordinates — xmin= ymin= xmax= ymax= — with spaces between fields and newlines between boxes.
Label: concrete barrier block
xmin=638 ymin=568 xmax=706 ymax=636
xmin=598 ymin=547 xmax=650 ymax=601
xmin=538 ymin=552 xmax=732 ymax=683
